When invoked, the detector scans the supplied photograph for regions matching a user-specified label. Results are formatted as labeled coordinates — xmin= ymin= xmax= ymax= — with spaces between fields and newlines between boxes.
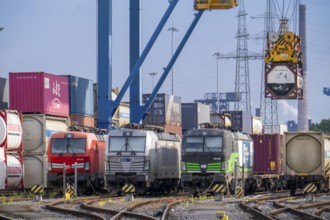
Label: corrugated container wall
xmin=142 ymin=93 xmax=181 ymax=126
xmin=0 ymin=78 xmax=9 ymax=109
xmin=9 ymin=72 xmax=69 ymax=117
xmin=66 ymin=75 xmax=93 ymax=116
xmin=251 ymin=134 xmax=283 ymax=175
xmin=182 ymin=103 xmax=210 ymax=131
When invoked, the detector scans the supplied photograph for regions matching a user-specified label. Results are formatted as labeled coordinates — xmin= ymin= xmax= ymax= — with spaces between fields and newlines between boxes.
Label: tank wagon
xmin=181 ymin=123 xmax=254 ymax=196
xmin=105 ymin=124 xmax=181 ymax=194
xmin=47 ymin=128 xmax=106 ymax=194
xmin=282 ymin=131 xmax=330 ymax=195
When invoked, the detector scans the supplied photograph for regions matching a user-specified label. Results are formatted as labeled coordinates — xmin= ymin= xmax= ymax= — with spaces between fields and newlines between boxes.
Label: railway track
xmin=240 ymin=193 xmax=330 ymax=219
xmin=44 ymin=195 xmax=188 ymax=220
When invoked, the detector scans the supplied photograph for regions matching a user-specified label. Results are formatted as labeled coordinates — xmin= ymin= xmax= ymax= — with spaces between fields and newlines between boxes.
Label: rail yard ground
xmin=1 ymin=191 xmax=330 ymax=220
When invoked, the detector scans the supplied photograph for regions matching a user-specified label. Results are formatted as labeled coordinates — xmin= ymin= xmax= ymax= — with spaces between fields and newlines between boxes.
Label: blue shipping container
xmin=67 ymin=75 xmax=94 ymax=116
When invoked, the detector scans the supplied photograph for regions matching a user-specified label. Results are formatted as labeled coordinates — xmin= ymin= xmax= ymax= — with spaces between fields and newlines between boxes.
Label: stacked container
xmin=181 ymin=103 xmax=210 ymax=133
xmin=142 ymin=93 xmax=182 ymax=136
xmin=223 ymin=110 xmax=252 ymax=134
xmin=9 ymin=72 xmax=70 ymax=188
xmin=66 ymin=75 xmax=94 ymax=127
xmin=0 ymin=110 xmax=24 ymax=189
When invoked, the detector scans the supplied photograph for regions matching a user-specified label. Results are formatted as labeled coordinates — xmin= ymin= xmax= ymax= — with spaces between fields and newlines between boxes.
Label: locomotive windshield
xmin=51 ymin=138 xmax=87 ymax=154
xmin=185 ymin=136 xmax=223 ymax=152
xmin=109 ymin=136 xmax=146 ymax=153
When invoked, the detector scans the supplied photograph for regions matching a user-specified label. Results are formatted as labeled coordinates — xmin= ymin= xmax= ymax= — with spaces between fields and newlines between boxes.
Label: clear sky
xmin=0 ymin=0 xmax=329 ymax=124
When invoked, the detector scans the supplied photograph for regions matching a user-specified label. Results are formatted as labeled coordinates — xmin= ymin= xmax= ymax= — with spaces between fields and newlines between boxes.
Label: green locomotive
xmin=181 ymin=123 xmax=255 ymax=196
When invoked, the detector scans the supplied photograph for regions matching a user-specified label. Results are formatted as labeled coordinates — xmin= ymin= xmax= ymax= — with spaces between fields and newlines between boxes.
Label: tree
xmin=310 ymin=118 xmax=330 ymax=134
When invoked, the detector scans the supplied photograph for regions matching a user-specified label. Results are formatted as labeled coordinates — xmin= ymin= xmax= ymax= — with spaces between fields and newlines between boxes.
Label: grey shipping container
xmin=181 ymin=103 xmax=210 ymax=131
xmin=66 ymin=75 xmax=93 ymax=116
xmin=0 ymin=78 xmax=9 ymax=109
xmin=223 ymin=110 xmax=252 ymax=134
xmin=142 ymin=93 xmax=181 ymax=125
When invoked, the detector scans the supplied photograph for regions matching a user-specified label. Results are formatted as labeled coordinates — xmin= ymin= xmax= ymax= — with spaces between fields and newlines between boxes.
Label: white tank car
xmin=282 ymin=131 xmax=330 ymax=195
xmin=105 ymin=127 xmax=181 ymax=194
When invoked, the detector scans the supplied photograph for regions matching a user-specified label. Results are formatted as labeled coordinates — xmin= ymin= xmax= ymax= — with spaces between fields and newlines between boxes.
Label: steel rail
xmin=272 ymin=201 xmax=324 ymax=220
xmin=314 ymin=206 xmax=330 ymax=216
xmin=239 ymin=201 xmax=277 ymax=220
xmin=45 ymin=199 xmax=105 ymax=220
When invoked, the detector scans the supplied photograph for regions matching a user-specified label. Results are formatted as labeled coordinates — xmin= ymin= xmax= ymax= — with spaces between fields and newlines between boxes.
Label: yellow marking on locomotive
xmin=122 ymin=184 xmax=135 ymax=193
xmin=31 ymin=184 xmax=44 ymax=195
xmin=303 ymin=183 xmax=317 ymax=194
xmin=212 ymin=184 xmax=226 ymax=194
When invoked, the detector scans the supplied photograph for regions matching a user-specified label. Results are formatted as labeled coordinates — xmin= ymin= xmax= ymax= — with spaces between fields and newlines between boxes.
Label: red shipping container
xmin=9 ymin=72 xmax=69 ymax=117
xmin=251 ymin=134 xmax=283 ymax=175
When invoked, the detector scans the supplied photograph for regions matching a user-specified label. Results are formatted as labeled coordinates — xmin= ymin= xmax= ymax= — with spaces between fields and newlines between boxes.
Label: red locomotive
xmin=47 ymin=129 xmax=106 ymax=195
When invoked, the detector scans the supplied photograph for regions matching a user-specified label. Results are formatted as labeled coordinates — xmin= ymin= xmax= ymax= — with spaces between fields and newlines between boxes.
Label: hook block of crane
xmin=194 ymin=0 xmax=238 ymax=10
xmin=265 ymin=31 xmax=302 ymax=65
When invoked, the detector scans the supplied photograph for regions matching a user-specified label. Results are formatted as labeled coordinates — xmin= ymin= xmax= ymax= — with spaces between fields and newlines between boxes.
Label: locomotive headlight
xmin=84 ymin=162 xmax=90 ymax=170
xmin=144 ymin=161 xmax=150 ymax=171
xmin=48 ymin=162 xmax=52 ymax=171
xmin=221 ymin=162 xmax=227 ymax=171
xmin=181 ymin=161 xmax=186 ymax=171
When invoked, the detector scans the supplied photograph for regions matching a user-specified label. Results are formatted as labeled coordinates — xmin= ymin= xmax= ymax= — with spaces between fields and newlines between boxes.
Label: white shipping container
xmin=0 ymin=117 xmax=6 ymax=145
xmin=0 ymin=148 xmax=4 ymax=189
xmin=0 ymin=110 xmax=23 ymax=150
xmin=22 ymin=114 xmax=69 ymax=154
xmin=6 ymin=154 xmax=23 ymax=189
xmin=0 ymin=160 xmax=5 ymax=189
xmin=23 ymin=153 xmax=47 ymax=188
xmin=0 ymin=147 xmax=4 ymax=160
xmin=252 ymin=117 xmax=263 ymax=135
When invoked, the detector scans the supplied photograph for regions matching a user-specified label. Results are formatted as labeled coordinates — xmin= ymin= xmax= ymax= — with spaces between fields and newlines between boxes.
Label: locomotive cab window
xmin=51 ymin=138 xmax=87 ymax=154
xmin=109 ymin=136 xmax=146 ymax=153
xmin=185 ymin=136 xmax=223 ymax=152
xmin=205 ymin=136 xmax=223 ymax=152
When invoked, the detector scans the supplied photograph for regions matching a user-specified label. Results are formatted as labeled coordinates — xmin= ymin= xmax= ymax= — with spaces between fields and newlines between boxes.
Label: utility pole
xmin=149 ymin=72 xmax=158 ymax=90
xmin=218 ymin=0 xmax=263 ymax=113
xmin=259 ymin=0 xmax=278 ymax=134
xmin=167 ymin=26 xmax=178 ymax=95
xmin=213 ymin=52 xmax=220 ymax=113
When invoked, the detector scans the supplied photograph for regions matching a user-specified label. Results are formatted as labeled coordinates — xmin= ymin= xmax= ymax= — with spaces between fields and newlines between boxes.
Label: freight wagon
xmin=282 ymin=131 xmax=330 ymax=195
xmin=47 ymin=129 xmax=106 ymax=195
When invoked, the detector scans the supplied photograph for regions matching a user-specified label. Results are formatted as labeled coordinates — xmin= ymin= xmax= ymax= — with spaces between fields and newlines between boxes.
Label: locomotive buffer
xmin=213 ymin=183 xmax=226 ymax=201
xmin=303 ymin=183 xmax=317 ymax=203
xmin=122 ymin=183 xmax=135 ymax=202
xmin=31 ymin=184 xmax=44 ymax=202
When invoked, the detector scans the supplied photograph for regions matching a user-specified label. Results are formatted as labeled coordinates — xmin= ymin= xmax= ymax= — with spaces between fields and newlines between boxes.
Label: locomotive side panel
xmin=155 ymin=139 xmax=180 ymax=179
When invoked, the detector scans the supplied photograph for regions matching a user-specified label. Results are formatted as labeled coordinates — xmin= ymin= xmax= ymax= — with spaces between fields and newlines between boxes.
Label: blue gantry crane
xmin=97 ymin=0 xmax=238 ymax=129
